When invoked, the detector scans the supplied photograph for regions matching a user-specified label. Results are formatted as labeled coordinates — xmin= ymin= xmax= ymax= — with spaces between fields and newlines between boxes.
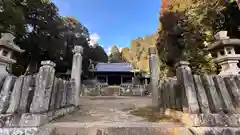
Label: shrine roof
xmin=94 ymin=62 xmax=135 ymax=72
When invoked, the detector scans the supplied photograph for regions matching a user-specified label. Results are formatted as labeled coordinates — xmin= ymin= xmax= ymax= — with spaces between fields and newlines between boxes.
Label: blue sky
xmin=52 ymin=0 xmax=161 ymax=53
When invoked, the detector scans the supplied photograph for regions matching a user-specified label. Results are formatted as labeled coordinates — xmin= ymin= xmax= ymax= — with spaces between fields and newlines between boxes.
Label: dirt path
xmin=53 ymin=96 xmax=152 ymax=123
xmin=51 ymin=96 xmax=181 ymax=125
xmin=46 ymin=96 xmax=183 ymax=135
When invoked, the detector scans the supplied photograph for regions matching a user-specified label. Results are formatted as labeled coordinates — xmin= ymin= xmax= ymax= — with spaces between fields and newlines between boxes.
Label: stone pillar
xmin=71 ymin=46 xmax=83 ymax=107
xmin=148 ymin=46 xmax=160 ymax=107
xmin=175 ymin=61 xmax=199 ymax=113
xmin=30 ymin=61 xmax=56 ymax=113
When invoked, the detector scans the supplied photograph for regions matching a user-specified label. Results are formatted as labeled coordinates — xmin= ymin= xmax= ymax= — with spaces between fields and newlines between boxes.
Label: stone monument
xmin=0 ymin=33 xmax=24 ymax=75
xmin=208 ymin=31 xmax=240 ymax=75
xmin=148 ymin=46 xmax=160 ymax=108
xmin=71 ymin=45 xmax=83 ymax=107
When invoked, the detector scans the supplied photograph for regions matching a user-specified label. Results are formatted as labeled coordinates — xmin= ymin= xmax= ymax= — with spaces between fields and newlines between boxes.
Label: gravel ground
xmin=50 ymin=96 xmax=181 ymax=125
xmin=47 ymin=96 xmax=183 ymax=134
xmin=52 ymin=96 xmax=152 ymax=123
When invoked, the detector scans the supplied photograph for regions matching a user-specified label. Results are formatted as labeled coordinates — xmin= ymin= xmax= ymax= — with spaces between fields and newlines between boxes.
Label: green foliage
xmin=156 ymin=0 xmax=230 ymax=75
xmin=0 ymin=0 xmax=108 ymax=76
xmin=220 ymin=2 xmax=240 ymax=38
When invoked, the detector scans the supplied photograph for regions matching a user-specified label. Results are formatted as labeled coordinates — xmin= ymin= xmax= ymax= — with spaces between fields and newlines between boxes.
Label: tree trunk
xmin=24 ymin=59 xmax=39 ymax=75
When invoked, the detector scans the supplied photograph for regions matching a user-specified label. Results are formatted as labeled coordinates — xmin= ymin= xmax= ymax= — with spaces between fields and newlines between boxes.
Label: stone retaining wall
xmin=83 ymin=83 xmax=148 ymax=96
xmin=156 ymin=61 xmax=240 ymax=128
xmin=0 ymin=61 xmax=77 ymax=129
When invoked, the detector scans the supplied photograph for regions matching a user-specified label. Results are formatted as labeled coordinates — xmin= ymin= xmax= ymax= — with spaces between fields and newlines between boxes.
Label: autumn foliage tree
xmin=156 ymin=0 xmax=231 ymax=76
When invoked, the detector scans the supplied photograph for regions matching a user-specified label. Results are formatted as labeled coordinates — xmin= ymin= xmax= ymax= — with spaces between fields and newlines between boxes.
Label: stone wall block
xmin=213 ymin=75 xmax=235 ymax=113
xmin=49 ymin=78 xmax=60 ymax=110
xmin=0 ymin=75 xmax=7 ymax=92
xmin=199 ymin=114 xmax=216 ymax=127
xmin=224 ymin=76 xmax=240 ymax=113
xmin=166 ymin=81 xmax=171 ymax=109
xmin=234 ymin=75 xmax=240 ymax=89
xmin=174 ymin=82 xmax=182 ymax=111
xmin=61 ymin=80 xmax=67 ymax=107
xmin=227 ymin=114 xmax=239 ymax=127
xmin=176 ymin=61 xmax=199 ymax=113
xmin=169 ymin=78 xmax=177 ymax=109
xmin=69 ymin=79 xmax=76 ymax=105
xmin=30 ymin=61 xmax=56 ymax=113
xmin=19 ymin=75 xmax=35 ymax=113
xmin=193 ymin=75 xmax=210 ymax=113
xmin=214 ymin=114 xmax=230 ymax=127
xmin=66 ymin=81 xmax=72 ymax=106
xmin=202 ymin=75 xmax=223 ymax=113
xmin=55 ymin=79 xmax=63 ymax=109
xmin=6 ymin=76 xmax=24 ymax=113
xmin=163 ymin=80 xmax=170 ymax=109
xmin=158 ymin=81 xmax=165 ymax=113
xmin=0 ymin=76 xmax=16 ymax=113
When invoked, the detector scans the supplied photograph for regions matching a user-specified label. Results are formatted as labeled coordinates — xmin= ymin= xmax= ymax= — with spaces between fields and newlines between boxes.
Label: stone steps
xmin=40 ymin=122 xmax=240 ymax=135
xmin=49 ymin=122 xmax=187 ymax=135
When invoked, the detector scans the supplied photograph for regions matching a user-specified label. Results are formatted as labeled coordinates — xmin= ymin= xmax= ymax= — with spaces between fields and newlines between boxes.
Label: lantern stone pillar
xmin=71 ymin=46 xmax=83 ymax=107
xmin=148 ymin=46 xmax=160 ymax=107
xmin=208 ymin=31 xmax=240 ymax=75
xmin=0 ymin=33 xmax=24 ymax=75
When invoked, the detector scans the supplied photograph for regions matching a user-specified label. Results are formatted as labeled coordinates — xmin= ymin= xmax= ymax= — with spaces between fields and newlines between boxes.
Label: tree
xmin=8 ymin=0 xmax=67 ymax=75
xmin=108 ymin=45 xmax=123 ymax=63
xmin=1 ymin=0 xmax=108 ymax=76
xmin=60 ymin=17 xmax=108 ymax=77
xmin=156 ymin=0 xmax=229 ymax=76
xmin=220 ymin=1 xmax=240 ymax=38
xmin=0 ymin=0 xmax=26 ymax=36
xmin=89 ymin=44 xmax=108 ymax=63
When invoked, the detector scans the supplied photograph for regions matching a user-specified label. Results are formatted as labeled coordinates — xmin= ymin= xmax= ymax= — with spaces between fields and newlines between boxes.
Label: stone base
xmin=19 ymin=106 xmax=75 ymax=127
xmin=3 ymin=126 xmax=240 ymax=135
xmin=0 ymin=127 xmax=55 ymax=135
xmin=191 ymin=127 xmax=240 ymax=135
xmin=165 ymin=109 xmax=240 ymax=127
xmin=83 ymin=88 xmax=101 ymax=96
xmin=0 ymin=114 xmax=22 ymax=128
xmin=101 ymin=86 xmax=120 ymax=96
xmin=52 ymin=126 xmax=240 ymax=135
xmin=0 ymin=106 xmax=76 ymax=128
xmin=0 ymin=127 xmax=39 ymax=135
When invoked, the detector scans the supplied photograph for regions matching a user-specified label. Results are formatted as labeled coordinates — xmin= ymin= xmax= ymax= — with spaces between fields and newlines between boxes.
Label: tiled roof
xmin=95 ymin=63 xmax=134 ymax=72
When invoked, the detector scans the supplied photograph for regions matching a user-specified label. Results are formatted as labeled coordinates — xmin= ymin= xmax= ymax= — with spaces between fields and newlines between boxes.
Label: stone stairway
xmin=39 ymin=122 xmax=240 ymax=135
xmin=44 ymin=122 xmax=185 ymax=135
xmin=38 ymin=122 xmax=240 ymax=135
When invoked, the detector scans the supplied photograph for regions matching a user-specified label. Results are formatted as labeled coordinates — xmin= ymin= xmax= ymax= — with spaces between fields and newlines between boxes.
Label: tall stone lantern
xmin=0 ymin=33 xmax=25 ymax=75
xmin=208 ymin=31 xmax=240 ymax=75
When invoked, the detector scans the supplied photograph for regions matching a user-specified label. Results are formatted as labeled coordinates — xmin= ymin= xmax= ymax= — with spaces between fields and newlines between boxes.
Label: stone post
xmin=175 ymin=61 xmax=199 ymax=113
xmin=30 ymin=61 xmax=56 ymax=113
xmin=71 ymin=46 xmax=83 ymax=107
xmin=148 ymin=46 xmax=160 ymax=108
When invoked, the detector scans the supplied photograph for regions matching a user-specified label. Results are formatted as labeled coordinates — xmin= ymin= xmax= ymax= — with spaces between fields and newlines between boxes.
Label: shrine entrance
xmin=108 ymin=75 xmax=121 ymax=85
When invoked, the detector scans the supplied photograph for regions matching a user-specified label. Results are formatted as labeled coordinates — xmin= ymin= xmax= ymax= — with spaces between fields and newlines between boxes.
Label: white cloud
xmin=89 ymin=33 xmax=100 ymax=47
xmin=104 ymin=47 xmax=112 ymax=56
xmin=119 ymin=47 xmax=123 ymax=52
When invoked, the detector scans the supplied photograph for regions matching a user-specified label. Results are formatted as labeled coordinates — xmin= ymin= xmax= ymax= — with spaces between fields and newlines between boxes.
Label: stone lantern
xmin=0 ymin=33 xmax=25 ymax=75
xmin=208 ymin=31 xmax=240 ymax=75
